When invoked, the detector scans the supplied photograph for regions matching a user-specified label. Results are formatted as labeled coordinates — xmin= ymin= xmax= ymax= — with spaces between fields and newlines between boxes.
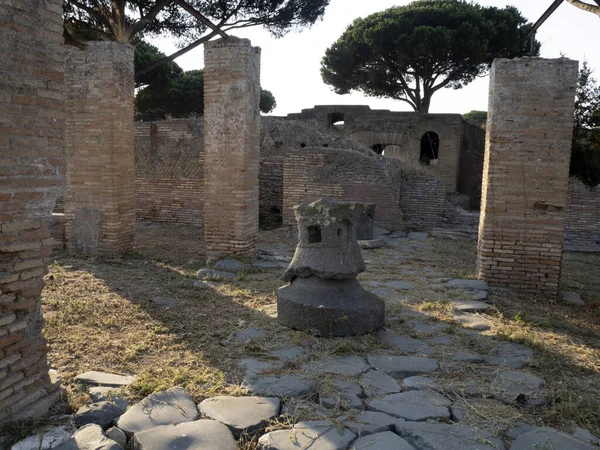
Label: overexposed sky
xmin=149 ymin=1 xmax=600 ymax=116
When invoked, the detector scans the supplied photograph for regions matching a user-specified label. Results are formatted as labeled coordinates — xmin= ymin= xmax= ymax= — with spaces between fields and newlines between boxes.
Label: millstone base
xmin=277 ymin=277 xmax=385 ymax=337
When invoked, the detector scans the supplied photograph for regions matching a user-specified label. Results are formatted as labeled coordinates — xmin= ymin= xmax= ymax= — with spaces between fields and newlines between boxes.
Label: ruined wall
xmin=64 ymin=42 xmax=135 ymax=254
xmin=282 ymin=148 xmax=404 ymax=231
xmin=564 ymin=179 xmax=600 ymax=252
xmin=135 ymin=119 xmax=203 ymax=226
xmin=203 ymin=38 xmax=261 ymax=260
xmin=0 ymin=0 xmax=64 ymax=423
xmin=459 ymin=121 xmax=486 ymax=208
xmin=288 ymin=106 xmax=463 ymax=193
xmin=477 ymin=58 xmax=578 ymax=296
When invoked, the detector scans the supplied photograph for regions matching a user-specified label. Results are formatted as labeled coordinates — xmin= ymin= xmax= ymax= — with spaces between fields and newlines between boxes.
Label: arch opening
xmin=420 ymin=131 xmax=439 ymax=165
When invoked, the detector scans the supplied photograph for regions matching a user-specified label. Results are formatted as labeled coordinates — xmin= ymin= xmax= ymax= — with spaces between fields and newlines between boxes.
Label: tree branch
xmin=129 ymin=0 xmax=173 ymax=39
xmin=566 ymin=0 xmax=600 ymax=16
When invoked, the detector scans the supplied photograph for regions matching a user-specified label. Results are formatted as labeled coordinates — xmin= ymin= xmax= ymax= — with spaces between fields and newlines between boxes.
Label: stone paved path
xmin=12 ymin=232 xmax=598 ymax=450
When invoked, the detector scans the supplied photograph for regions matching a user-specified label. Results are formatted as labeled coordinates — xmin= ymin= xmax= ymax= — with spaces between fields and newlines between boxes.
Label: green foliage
xmin=462 ymin=110 xmax=488 ymax=127
xmin=321 ymin=0 xmax=537 ymax=112
xmin=134 ymin=41 xmax=183 ymax=88
xmin=571 ymin=62 xmax=600 ymax=186
xmin=135 ymin=69 xmax=277 ymax=120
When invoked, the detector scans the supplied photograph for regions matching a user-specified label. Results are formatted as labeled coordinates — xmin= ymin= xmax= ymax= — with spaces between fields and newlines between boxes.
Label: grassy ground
xmin=24 ymin=223 xmax=600 ymax=446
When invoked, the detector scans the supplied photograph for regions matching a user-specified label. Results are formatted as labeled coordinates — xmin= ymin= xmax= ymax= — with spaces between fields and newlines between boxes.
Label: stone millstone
xmin=133 ymin=420 xmax=236 ymax=450
xmin=198 ymin=396 xmax=280 ymax=435
xmin=258 ymin=420 xmax=356 ymax=450
xmin=277 ymin=277 xmax=384 ymax=336
xmin=115 ymin=387 xmax=198 ymax=436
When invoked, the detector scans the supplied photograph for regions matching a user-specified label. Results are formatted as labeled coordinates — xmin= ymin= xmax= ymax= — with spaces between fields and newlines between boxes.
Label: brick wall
xmin=282 ymin=148 xmax=404 ymax=230
xmin=203 ymin=37 xmax=261 ymax=260
xmin=477 ymin=58 xmax=578 ymax=296
xmin=0 ymin=0 xmax=64 ymax=423
xmin=135 ymin=119 xmax=203 ymax=226
xmin=396 ymin=174 xmax=445 ymax=229
xmin=564 ymin=178 xmax=600 ymax=252
xmin=64 ymin=42 xmax=135 ymax=254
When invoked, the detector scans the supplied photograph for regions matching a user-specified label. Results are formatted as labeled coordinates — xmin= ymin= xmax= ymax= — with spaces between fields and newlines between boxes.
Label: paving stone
xmin=453 ymin=313 xmax=492 ymax=330
xmin=409 ymin=320 xmax=449 ymax=335
xmin=472 ymin=290 xmax=489 ymax=301
xmin=105 ymin=428 xmax=126 ymax=448
xmin=197 ymin=269 xmax=236 ymax=280
xmin=447 ymin=279 xmax=489 ymax=290
xmin=133 ymin=419 xmax=236 ymax=450
xmin=12 ymin=425 xmax=74 ymax=450
xmin=395 ymin=421 xmax=505 ymax=450
xmin=242 ymin=375 xmax=317 ymax=398
xmin=425 ymin=334 xmax=454 ymax=346
xmin=302 ymin=355 xmax=370 ymax=376
xmin=55 ymin=424 xmax=122 ymax=450
xmin=199 ymin=396 xmax=280 ymax=435
xmin=505 ymin=422 xmax=535 ymax=440
xmin=562 ymin=291 xmax=585 ymax=306
xmin=269 ymin=346 xmax=306 ymax=361
xmin=350 ymin=431 xmax=415 ymax=450
xmin=151 ymin=296 xmax=175 ymax=306
xmin=388 ymin=231 xmax=407 ymax=239
xmin=367 ymin=355 xmax=439 ymax=378
xmin=258 ymin=420 xmax=356 ymax=450
xmin=483 ymin=342 xmax=534 ymax=369
xmin=450 ymin=403 xmax=465 ymax=422
xmin=378 ymin=329 xmax=432 ymax=354
xmin=235 ymin=328 xmax=267 ymax=343
xmin=75 ymin=401 xmax=126 ymax=428
xmin=214 ymin=258 xmax=250 ymax=273
xmin=115 ymin=387 xmax=198 ymax=436
xmin=256 ymin=261 xmax=288 ymax=269
xmin=88 ymin=387 xmax=121 ymax=403
xmin=320 ymin=379 xmax=363 ymax=411
xmin=402 ymin=376 xmax=439 ymax=391
xmin=373 ymin=227 xmax=391 ymax=237
xmin=451 ymin=352 xmax=483 ymax=363
xmin=75 ymin=371 xmax=134 ymax=387
xmin=407 ymin=231 xmax=428 ymax=241
xmin=192 ymin=280 xmax=220 ymax=289
xmin=491 ymin=370 xmax=545 ymax=404
xmin=510 ymin=427 xmax=596 ymax=450
xmin=240 ymin=358 xmax=283 ymax=378
xmin=360 ymin=370 xmax=401 ymax=397
xmin=359 ymin=238 xmax=387 ymax=249
xmin=339 ymin=411 xmax=397 ymax=437
xmin=385 ymin=281 xmax=414 ymax=290
xmin=572 ymin=428 xmax=600 ymax=446
xmin=451 ymin=300 xmax=492 ymax=313
xmin=367 ymin=390 xmax=451 ymax=421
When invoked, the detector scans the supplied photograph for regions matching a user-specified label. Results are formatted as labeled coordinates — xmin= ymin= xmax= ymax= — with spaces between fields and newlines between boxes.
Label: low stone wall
xmin=398 ymin=174 xmax=446 ymax=229
xmin=565 ymin=179 xmax=600 ymax=252
xmin=282 ymin=148 xmax=404 ymax=231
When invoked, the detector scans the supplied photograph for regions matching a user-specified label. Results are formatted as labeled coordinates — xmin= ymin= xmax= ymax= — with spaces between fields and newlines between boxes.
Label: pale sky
xmin=149 ymin=1 xmax=600 ymax=116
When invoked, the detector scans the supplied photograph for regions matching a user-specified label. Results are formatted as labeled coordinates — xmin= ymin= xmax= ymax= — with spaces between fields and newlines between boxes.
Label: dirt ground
xmin=39 ymin=222 xmax=600 ymax=443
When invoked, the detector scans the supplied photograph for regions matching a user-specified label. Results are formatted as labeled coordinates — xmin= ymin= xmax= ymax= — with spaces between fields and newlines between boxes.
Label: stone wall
xmin=64 ymin=42 xmax=135 ymax=255
xmin=203 ymin=37 xmax=261 ymax=260
xmin=288 ymin=106 xmax=463 ymax=193
xmin=282 ymin=148 xmax=404 ymax=230
xmin=564 ymin=179 xmax=600 ymax=252
xmin=477 ymin=58 xmax=578 ymax=296
xmin=0 ymin=0 xmax=64 ymax=423
xmin=135 ymin=119 xmax=203 ymax=226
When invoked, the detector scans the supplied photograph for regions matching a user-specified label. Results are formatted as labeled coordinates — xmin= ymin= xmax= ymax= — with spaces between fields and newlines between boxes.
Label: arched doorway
xmin=420 ymin=131 xmax=439 ymax=165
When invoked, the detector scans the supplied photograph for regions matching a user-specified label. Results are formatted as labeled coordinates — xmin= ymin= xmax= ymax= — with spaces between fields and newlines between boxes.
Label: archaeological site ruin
xmin=1 ymin=0 xmax=600 ymax=449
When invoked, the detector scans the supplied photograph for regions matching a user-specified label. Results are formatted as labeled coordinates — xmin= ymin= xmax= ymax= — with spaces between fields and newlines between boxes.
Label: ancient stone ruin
xmin=277 ymin=199 xmax=384 ymax=336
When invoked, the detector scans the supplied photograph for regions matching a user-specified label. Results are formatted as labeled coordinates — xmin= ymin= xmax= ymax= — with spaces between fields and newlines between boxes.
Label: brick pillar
xmin=203 ymin=37 xmax=261 ymax=261
xmin=0 ymin=0 xmax=64 ymax=423
xmin=477 ymin=58 xmax=578 ymax=296
xmin=64 ymin=42 xmax=135 ymax=255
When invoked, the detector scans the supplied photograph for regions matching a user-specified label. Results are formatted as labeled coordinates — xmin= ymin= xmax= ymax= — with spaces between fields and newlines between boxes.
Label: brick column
xmin=64 ymin=42 xmax=135 ymax=255
xmin=203 ymin=37 xmax=261 ymax=261
xmin=477 ymin=58 xmax=578 ymax=296
xmin=0 ymin=0 xmax=65 ymax=422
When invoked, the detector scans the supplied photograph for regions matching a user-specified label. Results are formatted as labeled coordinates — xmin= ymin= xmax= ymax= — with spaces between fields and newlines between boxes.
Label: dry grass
xmin=36 ymin=223 xmax=600 ymax=445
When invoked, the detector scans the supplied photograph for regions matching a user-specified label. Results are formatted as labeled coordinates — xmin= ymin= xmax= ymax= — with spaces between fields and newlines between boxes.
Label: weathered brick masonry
xmin=0 ymin=0 xmax=64 ymax=423
xmin=477 ymin=58 xmax=578 ymax=296
xmin=282 ymin=148 xmax=404 ymax=230
xmin=564 ymin=179 xmax=600 ymax=252
xmin=135 ymin=119 xmax=204 ymax=227
xmin=203 ymin=37 xmax=261 ymax=260
xmin=64 ymin=42 xmax=135 ymax=254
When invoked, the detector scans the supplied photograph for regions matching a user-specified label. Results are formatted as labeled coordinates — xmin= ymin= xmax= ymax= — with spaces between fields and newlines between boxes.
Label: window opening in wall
xmin=307 ymin=225 xmax=322 ymax=243
xmin=328 ymin=112 xmax=345 ymax=130
xmin=371 ymin=144 xmax=388 ymax=155
xmin=420 ymin=131 xmax=440 ymax=166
